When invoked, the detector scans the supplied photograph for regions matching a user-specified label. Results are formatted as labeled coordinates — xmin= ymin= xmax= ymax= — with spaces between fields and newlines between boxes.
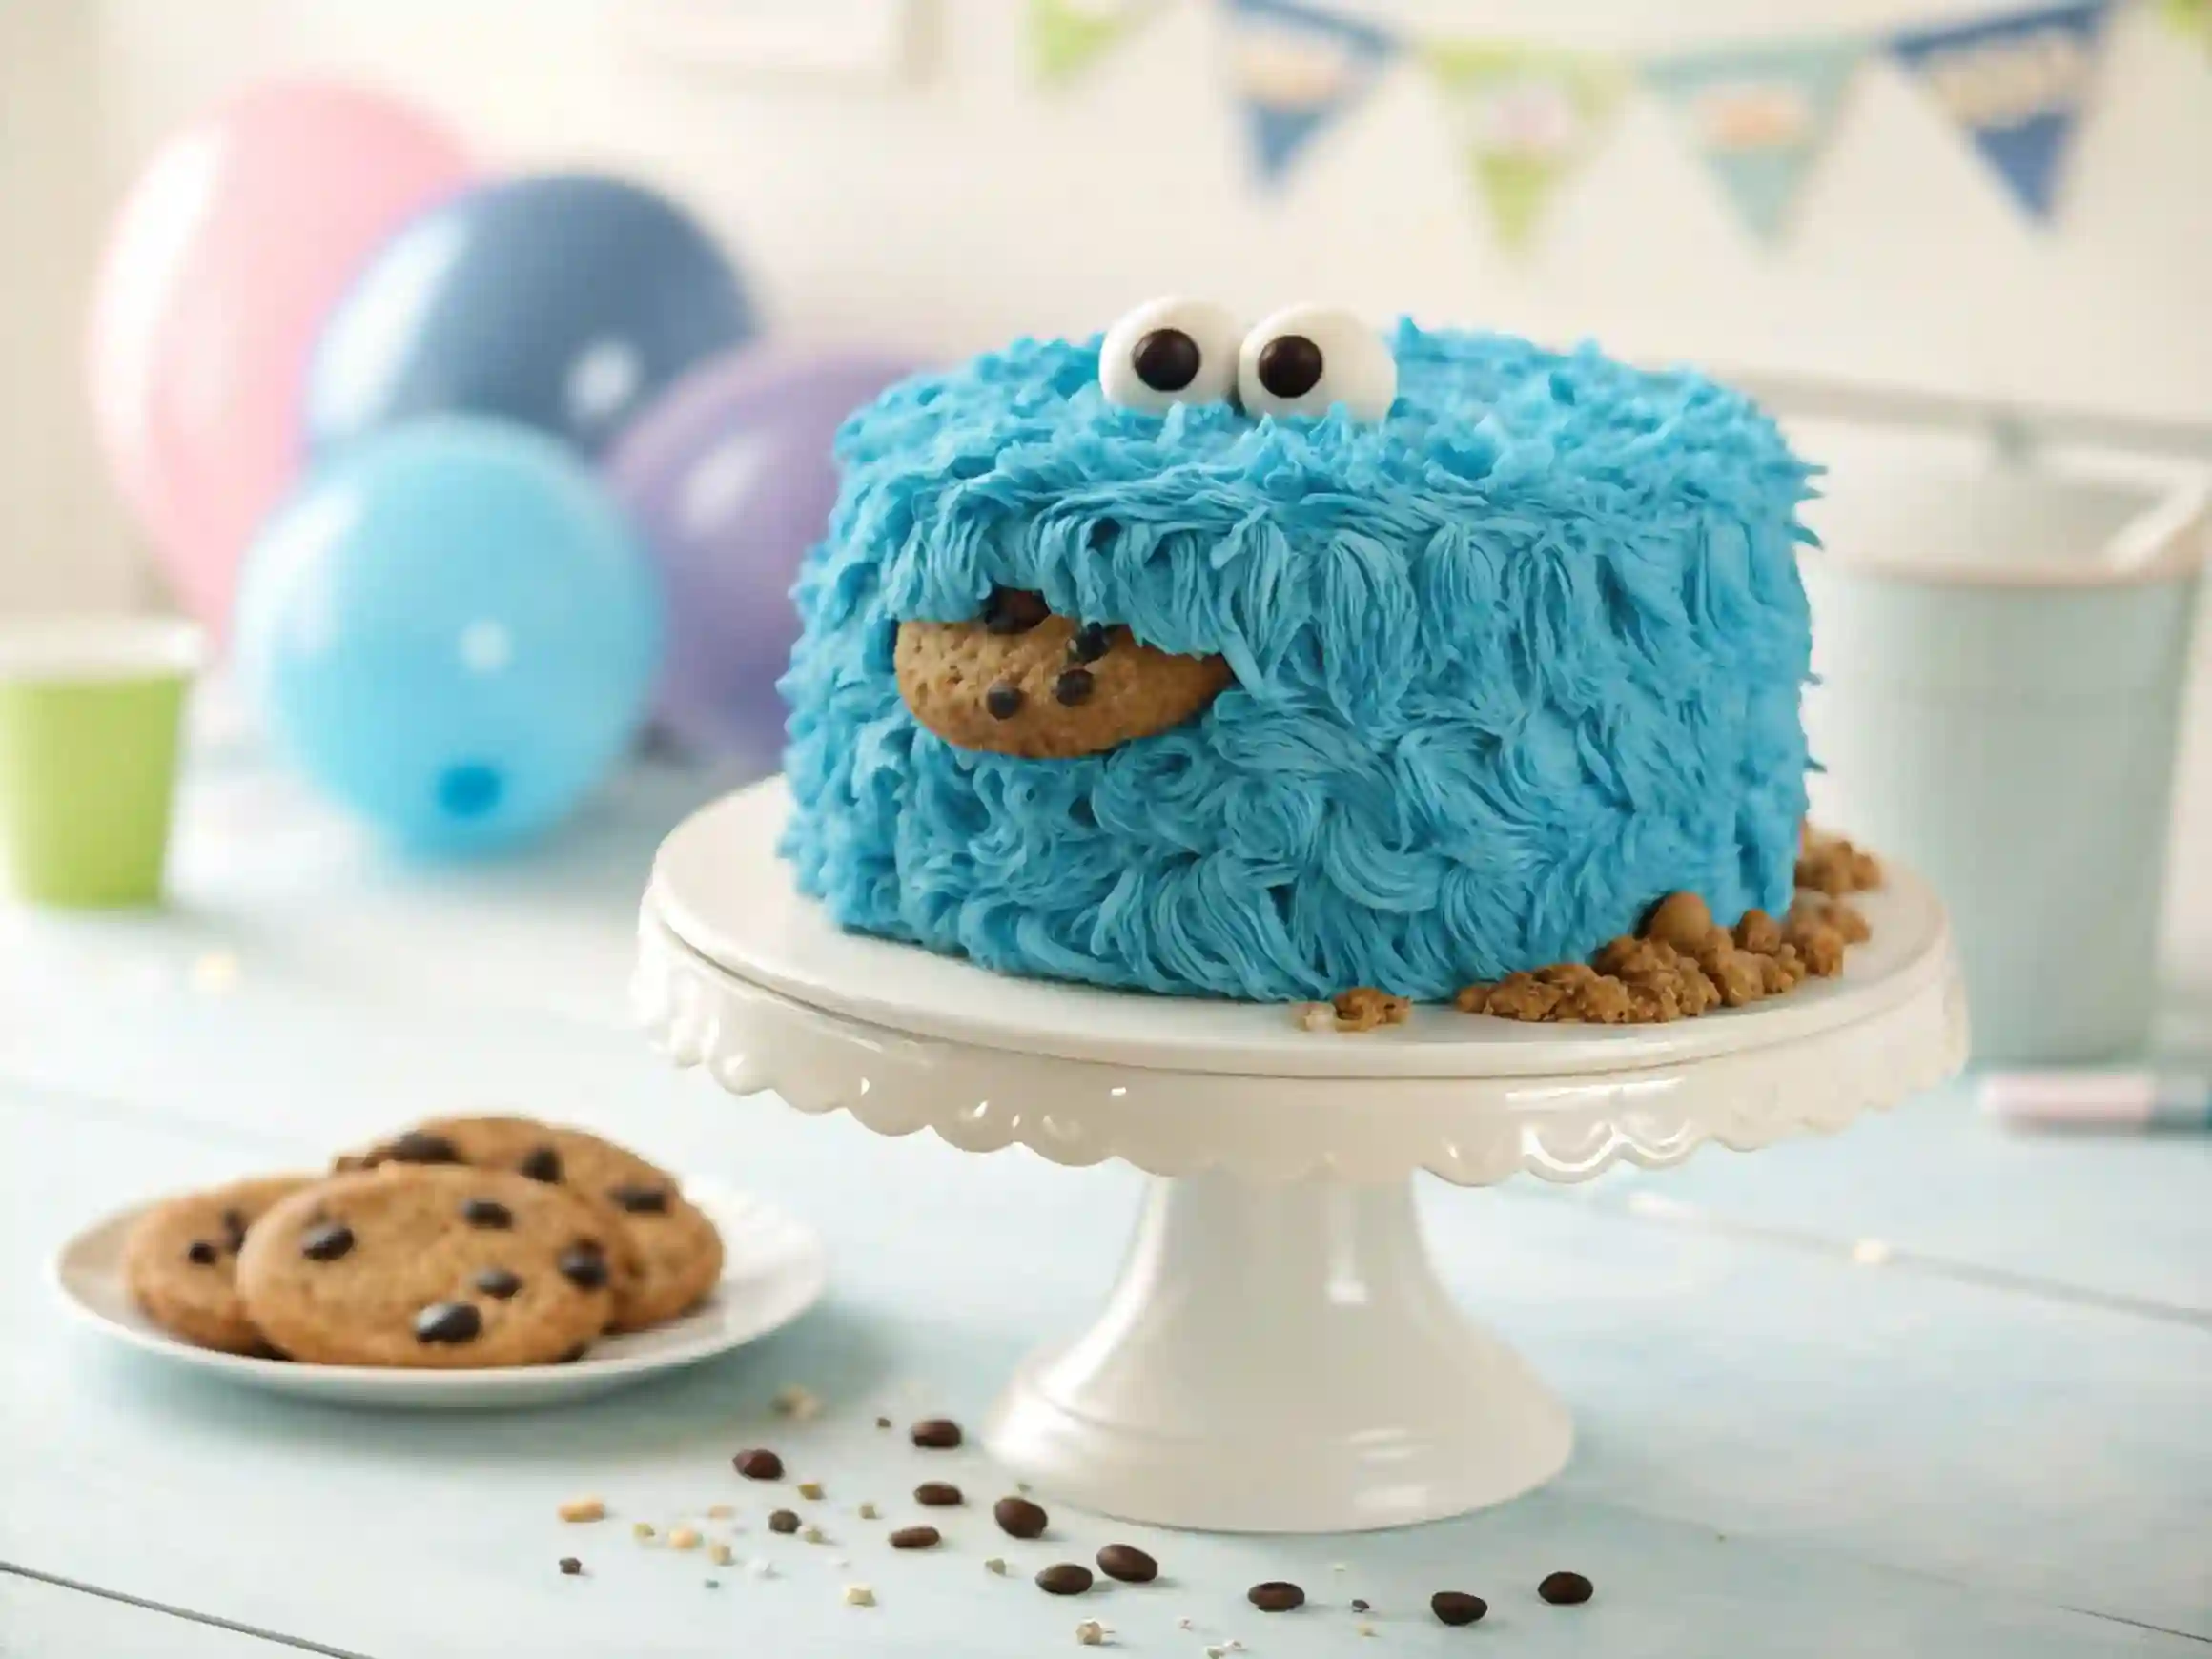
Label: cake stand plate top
xmin=649 ymin=778 xmax=1954 ymax=1082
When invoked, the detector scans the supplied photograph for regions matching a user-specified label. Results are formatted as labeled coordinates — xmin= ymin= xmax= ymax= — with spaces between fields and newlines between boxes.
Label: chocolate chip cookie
xmin=337 ymin=1117 xmax=722 ymax=1332
xmin=895 ymin=590 xmax=1232 ymax=759
xmin=236 ymin=1167 xmax=616 ymax=1368
xmin=122 ymin=1176 xmax=312 ymax=1354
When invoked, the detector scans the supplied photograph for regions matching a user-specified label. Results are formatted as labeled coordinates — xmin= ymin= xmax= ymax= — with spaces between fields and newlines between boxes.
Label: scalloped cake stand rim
xmin=648 ymin=775 xmax=1956 ymax=1085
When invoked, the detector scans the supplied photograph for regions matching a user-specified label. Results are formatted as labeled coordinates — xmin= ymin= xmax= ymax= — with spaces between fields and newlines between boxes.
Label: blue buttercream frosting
xmin=779 ymin=320 xmax=1815 ymax=1002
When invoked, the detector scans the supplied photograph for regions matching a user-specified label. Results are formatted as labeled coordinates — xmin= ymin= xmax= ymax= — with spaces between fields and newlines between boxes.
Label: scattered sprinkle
xmin=1178 ymin=1617 xmax=1194 ymax=1630
xmin=557 ymin=1497 xmax=606 ymax=1524
xmin=875 ymin=1416 xmax=892 ymax=1430
xmin=797 ymin=1481 xmax=826 ymax=1500
xmin=843 ymin=1584 xmax=876 ymax=1608
xmin=801 ymin=1525 xmax=829 ymax=1545
xmin=858 ymin=1501 xmax=880 ymax=1520
xmin=985 ymin=1558 xmax=1010 ymax=1576
xmin=669 ymin=1526 xmax=702 ymax=1551
xmin=632 ymin=1523 xmax=655 ymax=1541
xmin=706 ymin=1504 xmax=735 ymax=1519
xmin=1206 ymin=1647 xmax=1229 ymax=1658
xmin=774 ymin=1384 xmax=823 ymax=1421
xmin=1075 ymin=1618 xmax=1109 ymax=1646
xmin=708 ymin=1543 xmax=734 ymax=1567
xmin=1016 ymin=1481 xmax=1034 ymax=1494
xmin=705 ymin=1578 xmax=721 ymax=1589
xmin=558 ymin=1557 xmax=583 ymax=1576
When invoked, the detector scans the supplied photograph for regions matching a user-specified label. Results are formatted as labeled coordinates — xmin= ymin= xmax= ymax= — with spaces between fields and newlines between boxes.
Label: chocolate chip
xmin=474 ymin=1267 xmax=522 ymax=1299
xmin=993 ymin=1496 xmax=1047 ymax=1538
xmin=1432 ymin=1591 xmax=1487 ymax=1626
xmin=910 ymin=1418 xmax=963 ymax=1449
xmin=889 ymin=1526 xmax=942 ymax=1550
xmin=913 ymin=1482 xmax=963 ymax=1507
xmin=517 ymin=1145 xmax=563 ymax=1183
xmin=386 ymin=1131 xmax=460 ymax=1165
xmin=559 ymin=1557 xmax=583 ymax=1576
xmin=1539 ymin=1570 xmax=1593 ymax=1606
xmin=984 ymin=586 xmax=1052 ymax=636
xmin=1096 ymin=1544 xmax=1157 ymax=1584
xmin=1069 ymin=623 xmax=1112 ymax=663
xmin=414 ymin=1301 xmax=481 ymax=1343
xmin=607 ymin=1184 xmax=668 ymax=1214
xmin=185 ymin=1239 xmax=219 ymax=1265
xmin=219 ymin=1208 xmax=248 ymax=1252
xmin=461 ymin=1198 xmax=513 ymax=1229
xmin=984 ymin=684 xmax=1023 ymax=720
xmin=1352 ymin=1598 xmax=1372 ymax=1613
xmin=1035 ymin=1564 xmax=1094 ymax=1596
xmin=558 ymin=1242 xmax=607 ymax=1290
xmin=1256 ymin=334 xmax=1323 ymax=400
xmin=1248 ymin=1581 xmax=1305 ymax=1612
xmin=767 ymin=1509 xmax=800 ymax=1534
xmin=1053 ymin=667 xmax=1095 ymax=707
xmin=300 ymin=1222 xmax=355 ymax=1261
xmin=733 ymin=1449 xmax=784 ymax=1481
xmin=874 ymin=1416 xmax=892 ymax=1430
xmin=1131 ymin=327 xmax=1200 ymax=394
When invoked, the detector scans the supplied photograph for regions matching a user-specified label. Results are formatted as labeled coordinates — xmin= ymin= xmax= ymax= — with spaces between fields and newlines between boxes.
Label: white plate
xmin=50 ymin=1183 xmax=827 ymax=1409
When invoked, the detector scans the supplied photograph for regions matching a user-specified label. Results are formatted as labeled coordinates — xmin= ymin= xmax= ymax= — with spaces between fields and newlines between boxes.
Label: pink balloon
xmin=87 ymin=81 xmax=473 ymax=633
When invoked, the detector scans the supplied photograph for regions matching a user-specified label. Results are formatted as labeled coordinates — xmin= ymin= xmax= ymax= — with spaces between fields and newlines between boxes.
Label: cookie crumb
xmin=704 ymin=1578 xmax=720 ymax=1589
xmin=1331 ymin=988 xmax=1411 ymax=1033
xmin=669 ymin=1526 xmax=701 ymax=1551
xmin=1178 ymin=1616 xmax=1194 ymax=1629
xmin=1853 ymin=1238 xmax=1894 ymax=1266
xmin=773 ymin=1384 xmax=823 ymax=1421
xmin=843 ymin=1584 xmax=876 ymax=1608
xmin=986 ymin=1557 xmax=1010 ymax=1576
xmin=797 ymin=1481 xmax=826 ymax=1500
xmin=1359 ymin=1624 xmax=1377 ymax=1637
xmin=1206 ymin=1648 xmax=1229 ymax=1658
xmin=857 ymin=1501 xmax=879 ymax=1519
xmin=708 ymin=1542 xmax=734 ymax=1566
xmin=1075 ymin=1619 xmax=1109 ymax=1646
xmin=1293 ymin=1001 xmax=1336 ymax=1033
xmin=874 ymin=1415 xmax=892 ymax=1429
xmin=558 ymin=1556 xmax=583 ymax=1576
xmin=557 ymin=1497 xmax=606 ymax=1524
xmin=705 ymin=1504 xmax=735 ymax=1520
xmin=748 ymin=1559 xmax=777 ymax=1581
xmin=801 ymin=1525 xmax=829 ymax=1545
xmin=1797 ymin=830 xmax=1882 ymax=897
xmin=631 ymin=1523 xmax=655 ymax=1541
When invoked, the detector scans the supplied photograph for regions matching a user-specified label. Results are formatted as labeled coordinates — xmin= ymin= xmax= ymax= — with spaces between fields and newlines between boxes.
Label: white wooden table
xmin=1 ymin=690 xmax=2207 ymax=1657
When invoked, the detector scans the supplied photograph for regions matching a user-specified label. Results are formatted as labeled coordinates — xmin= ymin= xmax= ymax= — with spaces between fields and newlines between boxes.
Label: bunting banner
xmin=1424 ymin=43 xmax=1628 ymax=250
xmin=2158 ymin=0 xmax=2211 ymax=48
xmin=1644 ymin=42 xmax=1863 ymax=240
xmin=1224 ymin=0 xmax=1399 ymax=184
xmin=1030 ymin=0 xmax=1166 ymax=86
xmin=1889 ymin=0 xmax=2113 ymax=219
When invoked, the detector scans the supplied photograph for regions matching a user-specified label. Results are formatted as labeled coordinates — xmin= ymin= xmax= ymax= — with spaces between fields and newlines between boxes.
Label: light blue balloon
xmin=304 ymin=173 xmax=754 ymax=458
xmin=237 ymin=418 xmax=665 ymax=853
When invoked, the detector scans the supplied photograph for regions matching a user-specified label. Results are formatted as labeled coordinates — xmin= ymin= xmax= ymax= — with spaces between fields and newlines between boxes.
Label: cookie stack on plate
xmin=120 ymin=1117 xmax=725 ymax=1368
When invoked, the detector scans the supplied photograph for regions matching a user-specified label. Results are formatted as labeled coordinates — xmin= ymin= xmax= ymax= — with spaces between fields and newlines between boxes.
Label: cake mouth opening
xmin=892 ymin=586 xmax=1234 ymax=760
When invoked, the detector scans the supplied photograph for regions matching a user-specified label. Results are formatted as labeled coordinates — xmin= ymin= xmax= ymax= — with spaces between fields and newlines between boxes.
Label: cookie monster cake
xmin=778 ymin=297 xmax=1817 ymax=1006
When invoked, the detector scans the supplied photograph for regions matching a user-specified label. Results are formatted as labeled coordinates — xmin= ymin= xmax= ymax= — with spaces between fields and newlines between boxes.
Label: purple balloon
xmin=604 ymin=344 xmax=922 ymax=762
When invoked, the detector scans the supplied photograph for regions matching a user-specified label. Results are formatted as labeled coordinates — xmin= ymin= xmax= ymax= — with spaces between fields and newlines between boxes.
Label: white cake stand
xmin=633 ymin=779 xmax=1967 ymax=1534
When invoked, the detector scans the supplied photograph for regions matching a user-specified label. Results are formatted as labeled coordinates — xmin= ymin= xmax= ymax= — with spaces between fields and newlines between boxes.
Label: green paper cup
xmin=0 ymin=616 xmax=203 ymax=908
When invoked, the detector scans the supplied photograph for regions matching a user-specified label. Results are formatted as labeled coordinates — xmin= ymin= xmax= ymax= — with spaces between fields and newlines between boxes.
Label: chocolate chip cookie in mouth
xmin=894 ymin=587 xmax=1233 ymax=759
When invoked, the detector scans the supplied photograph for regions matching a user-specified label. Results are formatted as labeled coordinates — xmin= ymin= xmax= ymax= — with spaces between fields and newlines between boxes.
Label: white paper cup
xmin=1800 ymin=459 xmax=2208 ymax=1064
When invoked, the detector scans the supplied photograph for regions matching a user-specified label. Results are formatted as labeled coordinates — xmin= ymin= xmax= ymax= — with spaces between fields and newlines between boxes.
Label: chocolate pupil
xmin=1256 ymin=334 xmax=1324 ymax=400
xmin=1131 ymin=328 xmax=1201 ymax=394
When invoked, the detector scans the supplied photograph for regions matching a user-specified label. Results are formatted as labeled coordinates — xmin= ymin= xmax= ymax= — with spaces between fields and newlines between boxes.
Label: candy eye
xmin=1098 ymin=297 xmax=1242 ymax=413
xmin=1236 ymin=303 xmax=1397 ymax=421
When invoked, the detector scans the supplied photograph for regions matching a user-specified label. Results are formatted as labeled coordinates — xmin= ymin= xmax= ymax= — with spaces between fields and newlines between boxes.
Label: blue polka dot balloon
xmin=236 ymin=417 xmax=664 ymax=853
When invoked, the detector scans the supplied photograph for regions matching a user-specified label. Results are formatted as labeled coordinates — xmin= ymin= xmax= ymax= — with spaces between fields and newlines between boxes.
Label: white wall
xmin=8 ymin=0 xmax=2212 ymax=609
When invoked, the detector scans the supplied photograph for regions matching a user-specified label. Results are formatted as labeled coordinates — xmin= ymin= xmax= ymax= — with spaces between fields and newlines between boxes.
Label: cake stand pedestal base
xmin=984 ymin=1171 xmax=1569 ymax=1532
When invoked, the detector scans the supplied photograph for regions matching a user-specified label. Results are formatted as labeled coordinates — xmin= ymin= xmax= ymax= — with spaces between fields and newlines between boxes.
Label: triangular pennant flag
xmin=1889 ymin=1 xmax=2112 ymax=220
xmin=1031 ymin=0 xmax=1165 ymax=86
xmin=1224 ymin=0 xmax=1399 ymax=186
xmin=1643 ymin=41 xmax=1862 ymax=240
xmin=2158 ymin=0 xmax=2211 ymax=51
xmin=1424 ymin=43 xmax=1628 ymax=250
